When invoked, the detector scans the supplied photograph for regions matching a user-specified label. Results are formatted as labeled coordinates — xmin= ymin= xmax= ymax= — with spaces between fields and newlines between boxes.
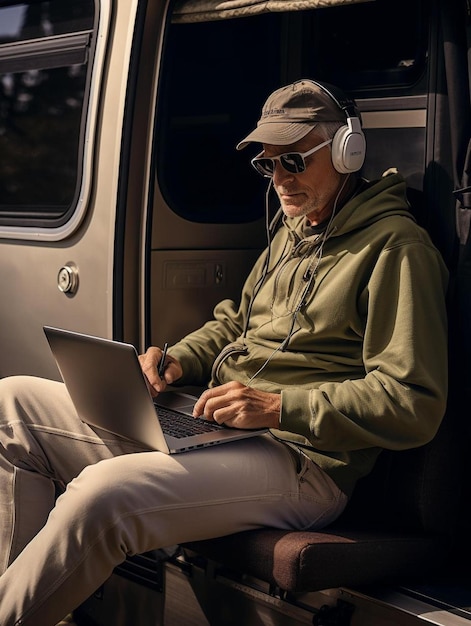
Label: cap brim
xmin=236 ymin=122 xmax=316 ymax=150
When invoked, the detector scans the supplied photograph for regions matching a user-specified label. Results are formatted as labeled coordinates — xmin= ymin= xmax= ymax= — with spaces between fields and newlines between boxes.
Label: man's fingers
xmin=193 ymin=382 xmax=244 ymax=419
xmin=139 ymin=346 xmax=181 ymax=395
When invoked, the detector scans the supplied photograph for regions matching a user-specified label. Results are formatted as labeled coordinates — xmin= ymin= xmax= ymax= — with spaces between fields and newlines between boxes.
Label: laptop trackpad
xmin=155 ymin=391 xmax=198 ymax=416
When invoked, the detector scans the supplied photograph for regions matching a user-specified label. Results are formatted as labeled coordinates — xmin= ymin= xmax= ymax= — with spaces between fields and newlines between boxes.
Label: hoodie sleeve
xmin=279 ymin=238 xmax=449 ymax=452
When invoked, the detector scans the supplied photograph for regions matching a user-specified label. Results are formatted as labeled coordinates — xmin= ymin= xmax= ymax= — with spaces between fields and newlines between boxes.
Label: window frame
xmin=0 ymin=31 xmax=91 ymax=72
xmin=0 ymin=0 xmax=111 ymax=241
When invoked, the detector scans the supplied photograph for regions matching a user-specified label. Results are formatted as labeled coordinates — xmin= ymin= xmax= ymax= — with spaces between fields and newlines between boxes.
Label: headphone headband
xmin=304 ymin=79 xmax=365 ymax=174
xmin=306 ymin=79 xmax=362 ymax=124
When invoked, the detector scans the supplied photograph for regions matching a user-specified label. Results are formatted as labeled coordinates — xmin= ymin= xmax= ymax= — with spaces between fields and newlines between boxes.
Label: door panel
xmin=150 ymin=249 xmax=262 ymax=349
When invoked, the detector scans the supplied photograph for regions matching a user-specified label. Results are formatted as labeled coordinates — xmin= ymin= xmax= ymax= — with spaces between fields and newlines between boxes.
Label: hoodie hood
xmin=285 ymin=171 xmax=414 ymax=246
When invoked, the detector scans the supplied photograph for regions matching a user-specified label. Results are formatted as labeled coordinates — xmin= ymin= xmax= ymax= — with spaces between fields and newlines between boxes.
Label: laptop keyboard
xmin=155 ymin=405 xmax=223 ymax=438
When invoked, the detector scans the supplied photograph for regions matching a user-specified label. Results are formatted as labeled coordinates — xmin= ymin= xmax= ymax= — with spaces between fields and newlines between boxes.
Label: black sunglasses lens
xmin=253 ymin=158 xmax=275 ymax=176
xmin=280 ymin=153 xmax=305 ymax=173
xmin=252 ymin=152 xmax=305 ymax=176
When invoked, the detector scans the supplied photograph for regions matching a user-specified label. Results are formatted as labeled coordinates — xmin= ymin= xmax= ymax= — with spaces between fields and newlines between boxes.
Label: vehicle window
xmin=0 ymin=0 xmax=95 ymax=228
xmin=309 ymin=0 xmax=428 ymax=90
xmin=0 ymin=1 xmax=94 ymax=44
xmin=156 ymin=0 xmax=427 ymax=224
xmin=155 ymin=13 xmax=280 ymax=225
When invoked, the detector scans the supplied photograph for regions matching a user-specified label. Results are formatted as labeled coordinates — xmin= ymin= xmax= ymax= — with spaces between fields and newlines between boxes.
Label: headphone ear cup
xmin=331 ymin=123 xmax=366 ymax=174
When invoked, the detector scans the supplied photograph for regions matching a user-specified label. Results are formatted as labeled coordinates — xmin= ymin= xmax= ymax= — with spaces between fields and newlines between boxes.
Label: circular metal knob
xmin=57 ymin=263 xmax=79 ymax=295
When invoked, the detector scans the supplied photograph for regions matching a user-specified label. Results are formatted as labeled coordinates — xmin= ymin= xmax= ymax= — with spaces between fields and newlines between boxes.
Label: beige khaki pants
xmin=0 ymin=375 xmax=347 ymax=626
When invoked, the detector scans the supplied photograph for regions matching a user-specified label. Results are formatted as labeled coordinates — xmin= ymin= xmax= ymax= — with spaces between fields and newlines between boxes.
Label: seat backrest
xmin=335 ymin=407 xmax=463 ymax=536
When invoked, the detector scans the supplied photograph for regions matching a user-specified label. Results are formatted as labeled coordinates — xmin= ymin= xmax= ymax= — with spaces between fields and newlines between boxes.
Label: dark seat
xmin=184 ymin=410 xmax=462 ymax=593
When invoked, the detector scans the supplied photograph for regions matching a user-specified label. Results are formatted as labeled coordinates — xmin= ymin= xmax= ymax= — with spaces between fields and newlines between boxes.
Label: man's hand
xmin=138 ymin=346 xmax=183 ymax=396
xmin=193 ymin=381 xmax=280 ymax=429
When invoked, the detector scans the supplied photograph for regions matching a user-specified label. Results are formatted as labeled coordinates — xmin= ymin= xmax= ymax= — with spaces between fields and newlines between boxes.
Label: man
xmin=0 ymin=79 xmax=448 ymax=625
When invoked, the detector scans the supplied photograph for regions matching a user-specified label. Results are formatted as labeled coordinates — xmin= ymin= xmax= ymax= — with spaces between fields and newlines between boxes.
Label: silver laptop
xmin=43 ymin=326 xmax=267 ymax=453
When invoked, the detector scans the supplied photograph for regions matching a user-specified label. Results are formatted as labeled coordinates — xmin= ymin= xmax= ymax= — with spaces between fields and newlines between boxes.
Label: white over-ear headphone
xmin=309 ymin=80 xmax=366 ymax=174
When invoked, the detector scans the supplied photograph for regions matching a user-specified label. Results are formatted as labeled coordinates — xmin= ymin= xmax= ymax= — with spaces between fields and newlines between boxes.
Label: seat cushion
xmin=184 ymin=528 xmax=451 ymax=592
xmin=184 ymin=415 xmax=460 ymax=593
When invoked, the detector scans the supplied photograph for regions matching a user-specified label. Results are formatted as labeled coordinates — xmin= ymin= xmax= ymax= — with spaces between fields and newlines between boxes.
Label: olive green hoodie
xmin=169 ymin=172 xmax=449 ymax=496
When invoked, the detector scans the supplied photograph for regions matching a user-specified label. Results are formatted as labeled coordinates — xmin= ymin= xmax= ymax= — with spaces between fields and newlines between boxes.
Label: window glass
xmin=307 ymin=0 xmax=428 ymax=90
xmin=155 ymin=13 xmax=281 ymax=225
xmin=0 ymin=1 xmax=94 ymax=44
xmin=0 ymin=0 xmax=95 ymax=227
xmin=156 ymin=0 xmax=427 ymax=224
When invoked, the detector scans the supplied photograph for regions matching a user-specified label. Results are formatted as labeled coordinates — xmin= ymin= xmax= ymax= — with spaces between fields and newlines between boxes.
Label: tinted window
xmin=309 ymin=0 xmax=428 ymax=90
xmin=0 ymin=1 xmax=94 ymax=44
xmin=156 ymin=0 xmax=427 ymax=224
xmin=155 ymin=13 xmax=281 ymax=225
xmin=0 ymin=0 xmax=95 ymax=227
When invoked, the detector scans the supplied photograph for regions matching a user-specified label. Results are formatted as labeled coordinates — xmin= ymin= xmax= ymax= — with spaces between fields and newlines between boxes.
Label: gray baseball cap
xmin=237 ymin=79 xmax=346 ymax=150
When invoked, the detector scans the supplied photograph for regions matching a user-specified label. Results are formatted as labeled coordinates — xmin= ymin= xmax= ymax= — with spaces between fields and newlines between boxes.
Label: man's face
xmin=263 ymin=129 xmax=344 ymax=226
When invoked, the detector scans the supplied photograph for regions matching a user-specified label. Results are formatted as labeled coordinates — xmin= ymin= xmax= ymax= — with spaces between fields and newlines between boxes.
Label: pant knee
xmin=0 ymin=376 xmax=28 ymax=416
xmin=0 ymin=375 xmax=69 ymax=427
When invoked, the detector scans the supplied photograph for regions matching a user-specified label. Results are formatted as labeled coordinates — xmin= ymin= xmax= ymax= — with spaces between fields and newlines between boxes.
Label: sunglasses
xmin=251 ymin=138 xmax=332 ymax=177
